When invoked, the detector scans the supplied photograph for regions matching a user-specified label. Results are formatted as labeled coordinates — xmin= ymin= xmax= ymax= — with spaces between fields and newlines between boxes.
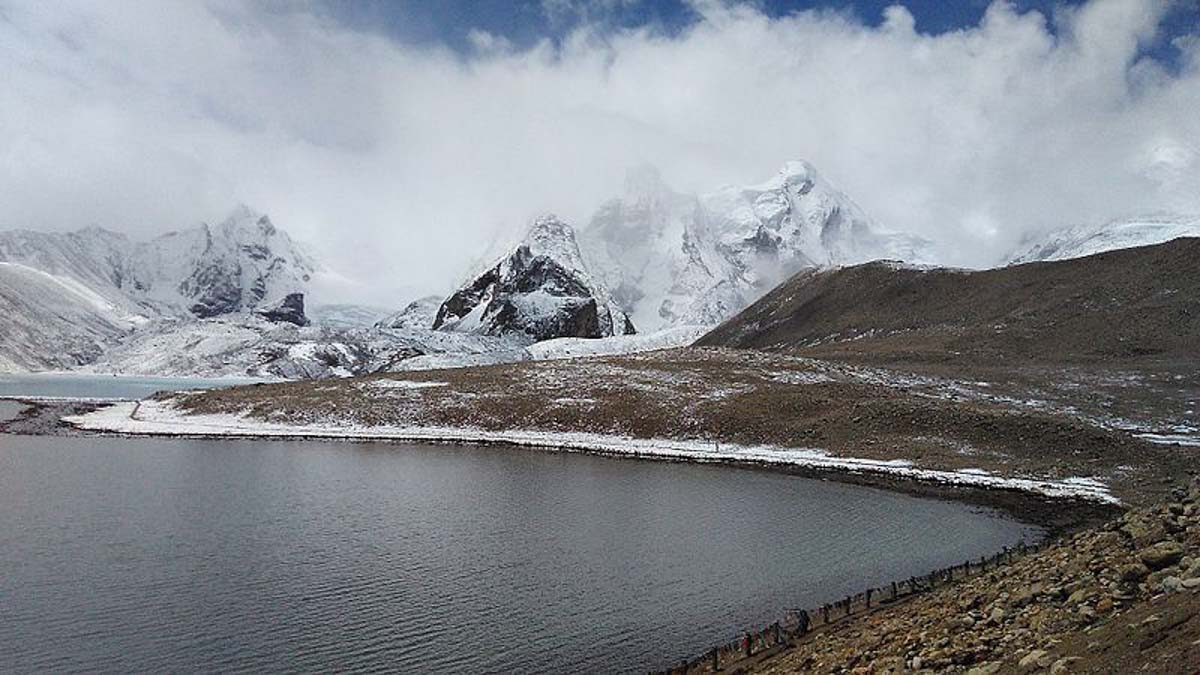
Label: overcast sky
xmin=1 ymin=0 xmax=1198 ymax=306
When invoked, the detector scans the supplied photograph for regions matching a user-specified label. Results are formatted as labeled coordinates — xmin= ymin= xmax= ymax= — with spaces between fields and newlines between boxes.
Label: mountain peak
xmin=526 ymin=213 xmax=572 ymax=241
xmin=778 ymin=159 xmax=817 ymax=181
xmin=434 ymin=214 xmax=634 ymax=341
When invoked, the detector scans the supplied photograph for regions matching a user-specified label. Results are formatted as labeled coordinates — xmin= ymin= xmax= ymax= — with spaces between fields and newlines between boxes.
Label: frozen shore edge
xmin=64 ymin=399 xmax=1119 ymax=504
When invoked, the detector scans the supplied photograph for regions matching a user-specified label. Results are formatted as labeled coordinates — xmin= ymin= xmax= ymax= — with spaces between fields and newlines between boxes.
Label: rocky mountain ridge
xmin=434 ymin=215 xmax=635 ymax=341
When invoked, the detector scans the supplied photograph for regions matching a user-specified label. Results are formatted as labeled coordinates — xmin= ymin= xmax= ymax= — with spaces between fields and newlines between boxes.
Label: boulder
xmin=1139 ymin=541 xmax=1185 ymax=570
xmin=255 ymin=292 xmax=309 ymax=326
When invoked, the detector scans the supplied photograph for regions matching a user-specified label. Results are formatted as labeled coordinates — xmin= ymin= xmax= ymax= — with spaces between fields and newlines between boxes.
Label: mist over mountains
xmin=3 ymin=152 xmax=1195 ymax=379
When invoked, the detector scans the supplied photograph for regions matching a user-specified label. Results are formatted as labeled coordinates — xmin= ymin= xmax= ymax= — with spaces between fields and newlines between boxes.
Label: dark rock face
xmin=434 ymin=215 xmax=634 ymax=342
xmin=184 ymin=259 xmax=245 ymax=318
xmin=256 ymin=293 xmax=309 ymax=326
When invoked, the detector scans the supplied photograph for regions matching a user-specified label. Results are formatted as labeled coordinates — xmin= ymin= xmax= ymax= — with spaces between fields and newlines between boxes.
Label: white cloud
xmin=0 ymin=0 xmax=1197 ymax=307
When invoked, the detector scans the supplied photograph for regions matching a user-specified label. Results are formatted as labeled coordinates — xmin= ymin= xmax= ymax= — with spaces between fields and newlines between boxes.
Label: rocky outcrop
xmin=255 ymin=292 xmax=308 ymax=326
xmin=434 ymin=215 xmax=635 ymax=342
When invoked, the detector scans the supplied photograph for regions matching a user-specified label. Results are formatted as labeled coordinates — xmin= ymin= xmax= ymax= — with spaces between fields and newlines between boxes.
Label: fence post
xmin=744 ymin=633 xmax=753 ymax=659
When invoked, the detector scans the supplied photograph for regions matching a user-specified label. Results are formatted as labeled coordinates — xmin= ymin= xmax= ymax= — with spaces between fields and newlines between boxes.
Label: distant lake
xmin=0 ymin=373 xmax=263 ymax=400
xmin=0 ymin=434 xmax=1042 ymax=673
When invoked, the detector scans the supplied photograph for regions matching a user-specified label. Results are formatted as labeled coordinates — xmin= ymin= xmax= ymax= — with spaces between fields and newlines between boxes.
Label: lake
xmin=0 ymin=433 xmax=1042 ymax=673
xmin=0 ymin=373 xmax=263 ymax=401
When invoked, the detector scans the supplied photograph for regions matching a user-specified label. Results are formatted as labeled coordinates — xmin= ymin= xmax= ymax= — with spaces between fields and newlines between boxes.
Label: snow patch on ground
xmin=66 ymin=400 xmax=1119 ymax=504
xmin=528 ymin=325 xmax=708 ymax=360
xmin=1137 ymin=433 xmax=1200 ymax=447
xmin=365 ymin=379 xmax=449 ymax=390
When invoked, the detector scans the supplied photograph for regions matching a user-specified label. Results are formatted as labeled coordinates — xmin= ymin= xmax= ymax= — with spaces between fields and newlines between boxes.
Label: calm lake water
xmin=0 ymin=434 xmax=1042 ymax=673
xmin=0 ymin=373 xmax=262 ymax=400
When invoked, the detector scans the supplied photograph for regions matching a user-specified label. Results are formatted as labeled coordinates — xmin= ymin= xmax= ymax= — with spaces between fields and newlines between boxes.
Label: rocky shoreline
xmin=725 ymin=478 xmax=1200 ymax=674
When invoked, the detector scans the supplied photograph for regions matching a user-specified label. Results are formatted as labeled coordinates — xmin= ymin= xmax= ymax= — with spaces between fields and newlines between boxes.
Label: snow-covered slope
xmin=81 ymin=316 xmax=370 ymax=379
xmin=376 ymin=296 xmax=441 ymax=330
xmin=309 ymin=303 xmax=394 ymax=330
xmin=434 ymin=215 xmax=635 ymax=342
xmin=1009 ymin=214 xmax=1200 ymax=264
xmin=580 ymin=162 xmax=930 ymax=330
xmin=0 ymin=227 xmax=153 ymax=319
xmin=0 ymin=262 xmax=138 ymax=372
xmin=527 ymin=325 xmax=708 ymax=361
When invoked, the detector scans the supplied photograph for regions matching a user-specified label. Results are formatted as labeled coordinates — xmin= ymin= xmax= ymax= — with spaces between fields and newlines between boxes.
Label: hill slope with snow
xmin=0 ymin=262 xmax=140 ymax=371
xmin=699 ymin=237 xmax=1200 ymax=363
xmin=1009 ymin=215 xmax=1200 ymax=264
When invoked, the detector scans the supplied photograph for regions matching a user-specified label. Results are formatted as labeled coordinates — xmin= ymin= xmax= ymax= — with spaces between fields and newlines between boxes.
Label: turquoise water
xmin=0 ymin=373 xmax=262 ymax=400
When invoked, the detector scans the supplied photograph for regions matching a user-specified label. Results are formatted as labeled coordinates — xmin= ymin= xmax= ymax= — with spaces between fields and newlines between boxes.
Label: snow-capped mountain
xmin=434 ymin=215 xmax=636 ymax=342
xmin=580 ymin=161 xmax=930 ymax=330
xmin=0 ymin=206 xmax=318 ymax=373
xmin=1009 ymin=214 xmax=1200 ymax=264
xmin=126 ymin=205 xmax=316 ymax=318
xmin=0 ymin=205 xmax=316 ymax=321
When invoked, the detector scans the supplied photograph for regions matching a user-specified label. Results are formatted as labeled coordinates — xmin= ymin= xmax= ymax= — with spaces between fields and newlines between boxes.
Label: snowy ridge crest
xmin=1009 ymin=213 xmax=1200 ymax=264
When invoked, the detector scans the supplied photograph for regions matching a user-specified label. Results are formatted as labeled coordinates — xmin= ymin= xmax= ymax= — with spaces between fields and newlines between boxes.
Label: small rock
xmin=1018 ymin=649 xmax=1053 ymax=671
xmin=1077 ymin=605 xmax=1097 ymax=624
xmin=1182 ymin=577 xmax=1200 ymax=589
xmin=1066 ymin=588 xmax=1095 ymax=605
xmin=1118 ymin=562 xmax=1150 ymax=582
xmin=1162 ymin=576 xmax=1185 ymax=593
xmin=989 ymin=607 xmax=1007 ymax=624
xmin=1142 ymin=614 xmax=1161 ymax=624
xmin=1121 ymin=516 xmax=1166 ymax=547
xmin=967 ymin=663 xmax=1003 ymax=675
xmin=1050 ymin=656 xmax=1081 ymax=674
xmin=953 ymin=615 xmax=976 ymax=631
xmin=1139 ymin=541 xmax=1185 ymax=570
xmin=1095 ymin=596 xmax=1114 ymax=613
